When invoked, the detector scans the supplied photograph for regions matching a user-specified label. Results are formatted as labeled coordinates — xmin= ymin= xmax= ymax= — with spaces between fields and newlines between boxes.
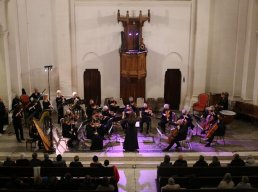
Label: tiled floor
xmin=0 ymin=117 xmax=258 ymax=192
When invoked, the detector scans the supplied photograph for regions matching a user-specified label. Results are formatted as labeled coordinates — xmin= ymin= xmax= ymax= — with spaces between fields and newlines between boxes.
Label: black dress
xmin=123 ymin=116 xmax=139 ymax=152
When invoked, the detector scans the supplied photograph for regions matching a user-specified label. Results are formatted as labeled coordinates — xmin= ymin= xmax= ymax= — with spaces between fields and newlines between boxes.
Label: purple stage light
xmin=129 ymin=33 xmax=132 ymax=36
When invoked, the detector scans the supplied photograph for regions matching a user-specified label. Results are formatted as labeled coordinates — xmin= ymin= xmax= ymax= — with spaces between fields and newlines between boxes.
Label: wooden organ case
xmin=117 ymin=10 xmax=150 ymax=102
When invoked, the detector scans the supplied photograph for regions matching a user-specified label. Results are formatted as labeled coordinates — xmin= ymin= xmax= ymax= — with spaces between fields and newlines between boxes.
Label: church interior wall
xmin=1 ymin=0 xmax=258 ymax=108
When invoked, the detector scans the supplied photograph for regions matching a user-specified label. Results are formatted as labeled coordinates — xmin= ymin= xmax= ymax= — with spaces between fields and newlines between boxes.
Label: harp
xmin=32 ymin=110 xmax=53 ymax=152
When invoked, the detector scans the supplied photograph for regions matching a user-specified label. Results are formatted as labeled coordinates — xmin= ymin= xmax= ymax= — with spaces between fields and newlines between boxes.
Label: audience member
xmin=58 ymin=172 xmax=76 ymax=190
xmin=104 ymin=159 xmax=120 ymax=183
xmin=228 ymin=153 xmax=245 ymax=167
xmin=235 ymin=176 xmax=252 ymax=189
xmin=186 ymin=174 xmax=201 ymax=189
xmin=79 ymin=175 xmax=96 ymax=190
xmin=96 ymin=177 xmax=115 ymax=191
xmin=3 ymin=156 xmax=16 ymax=166
xmin=209 ymin=156 xmax=221 ymax=167
xmin=245 ymin=155 xmax=256 ymax=166
xmin=217 ymin=173 xmax=234 ymax=189
xmin=90 ymin=155 xmax=103 ymax=168
xmin=69 ymin=155 xmax=83 ymax=167
xmin=16 ymin=153 xmax=29 ymax=166
xmin=160 ymin=155 xmax=173 ymax=167
xmin=173 ymin=155 xmax=188 ymax=167
xmin=161 ymin=177 xmax=180 ymax=191
xmin=193 ymin=155 xmax=208 ymax=167
xmin=33 ymin=176 xmax=45 ymax=189
xmin=41 ymin=153 xmax=53 ymax=167
xmin=29 ymin=152 xmax=42 ymax=167
xmin=53 ymin=154 xmax=67 ymax=167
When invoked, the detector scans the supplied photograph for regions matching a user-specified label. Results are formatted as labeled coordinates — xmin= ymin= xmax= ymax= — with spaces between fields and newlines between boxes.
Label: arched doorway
xmin=164 ymin=69 xmax=181 ymax=110
xmin=84 ymin=69 xmax=101 ymax=105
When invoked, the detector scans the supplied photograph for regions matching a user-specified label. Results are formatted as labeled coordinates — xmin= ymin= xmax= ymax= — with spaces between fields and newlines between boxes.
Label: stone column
xmin=253 ymin=31 xmax=258 ymax=105
xmin=0 ymin=0 xmax=12 ymax=107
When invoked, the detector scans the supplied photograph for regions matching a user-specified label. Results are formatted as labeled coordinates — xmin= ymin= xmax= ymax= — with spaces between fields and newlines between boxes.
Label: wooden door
xmin=164 ymin=69 xmax=181 ymax=110
xmin=84 ymin=69 xmax=101 ymax=105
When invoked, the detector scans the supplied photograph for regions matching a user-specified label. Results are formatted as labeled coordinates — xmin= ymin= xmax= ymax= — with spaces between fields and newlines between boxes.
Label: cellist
xmin=162 ymin=117 xmax=188 ymax=152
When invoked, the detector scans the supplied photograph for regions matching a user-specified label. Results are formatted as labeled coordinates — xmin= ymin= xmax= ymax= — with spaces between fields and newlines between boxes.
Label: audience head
xmin=241 ymin=176 xmax=249 ymax=184
xmin=199 ymin=155 xmax=205 ymax=161
xmin=93 ymin=155 xmax=98 ymax=163
xmin=223 ymin=173 xmax=232 ymax=183
xmin=56 ymin=154 xmax=63 ymax=161
xmin=22 ymin=88 xmax=26 ymax=95
xmin=44 ymin=153 xmax=49 ymax=160
xmin=101 ymin=177 xmax=109 ymax=186
xmin=246 ymin=155 xmax=255 ymax=166
xmin=104 ymin=159 xmax=109 ymax=167
xmin=20 ymin=153 xmax=25 ymax=159
xmin=168 ymin=177 xmax=175 ymax=185
xmin=178 ymin=155 xmax=184 ymax=160
xmin=233 ymin=153 xmax=240 ymax=160
xmin=103 ymin=105 xmax=109 ymax=111
xmin=74 ymin=155 xmax=79 ymax=162
xmin=6 ymin=156 xmax=12 ymax=161
xmin=32 ymin=152 xmax=38 ymax=159
xmin=212 ymin=156 xmax=219 ymax=162
xmin=164 ymin=155 xmax=171 ymax=163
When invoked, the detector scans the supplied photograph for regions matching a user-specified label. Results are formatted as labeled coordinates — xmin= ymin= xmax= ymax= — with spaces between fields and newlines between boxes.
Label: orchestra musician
xmin=205 ymin=114 xmax=224 ymax=147
xmin=180 ymin=107 xmax=194 ymax=130
xmin=20 ymin=89 xmax=30 ymax=126
xmin=70 ymin=92 xmax=85 ymax=121
xmin=140 ymin=103 xmax=153 ymax=134
xmin=42 ymin=94 xmax=53 ymax=111
xmin=0 ymin=97 xmax=7 ymax=135
xmin=108 ymin=97 xmax=119 ymax=113
xmin=86 ymin=99 xmax=99 ymax=119
xmin=62 ymin=109 xmax=78 ymax=140
xmin=215 ymin=92 xmax=229 ymax=111
xmin=28 ymin=88 xmax=43 ymax=119
xmin=128 ymin=96 xmax=137 ymax=112
xmin=200 ymin=106 xmax=217 ymax=134
xmin=121 ymin=105 xmax=134 ymax=131
xmin=162 ymin=117 xmax=188 ymax=152
xmin=12 ymin=104 xmax=25 ymax=143
xmin=158 ymin=104 xmax=177 ymax=134
xmin=56 ymin=90 xmax=65 ymax=124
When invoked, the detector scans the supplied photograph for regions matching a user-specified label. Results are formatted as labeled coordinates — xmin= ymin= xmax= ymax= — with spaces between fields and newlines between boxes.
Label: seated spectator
xmin=79 ymin=175 xmax=96 ymax=190
xmin=161 ymin=177 xmax=180 ymax=191
xmin=209 ymin=156 xmax=221 ymax=167
xmin=46 ymin=176 xmax=58 ymax=191
xmin=186 ymin=174 xmax=201 ymax=189
xmin=104 ymin=159 xmax=120 ymax=183
xmin=29 ymin=152 xmax=42 ymax=167
xmin=159 ymin=155 xmax=173 ymax=167
xmin=228 ymin=153 xmax=245 ymax=167
xmin=173 ymin=155 xmax=188 ymax=167
xmin=69 ymin=155 xmax=83 ymax=167
xmin=33 ymin=176 xmax=45 ymax=189
xmin=193 ymin=155 xmax=208 ymax=167
xmin=53 ymin=154 xmax=67 ymax=167
xmin=90 ymin=155 xmax=103 ymax=168
xmin=235 ymin=176 xmax=252 ymax=189
xmin=245 ymin=155 xmax=256 ymax=166
xmin=96 ymin=177 xmax=115 ymax=191
xmin=58 ymin=172 xmax=76 ymax=190
xmin=41 ymin=153 xmax=53 ymax=167
xmin=3 ymin=156 xmax=16 ymax=166
xmin=16 ymin=153 xmax=29 ymax=166
xmin=217 ymin=173 xmax=234 ymax=189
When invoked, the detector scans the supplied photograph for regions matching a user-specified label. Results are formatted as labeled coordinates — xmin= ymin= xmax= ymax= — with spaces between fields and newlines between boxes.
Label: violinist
xmin=158 ymin=104 xmax=177 ymax=134
xmin=12 ymin=104 xmax=25 ymax=143
xmin=162 ymin=117 xmax=188 ymax=152
xmin=128 ymin=96 xmax=137 ymax=112
xmin=140 ymin=103 xmax=153 ymax=134
xmin=101 ymin=105 xmax=115 ymax=131
xmin=56 ymin=90 xmax=65 ymax=124
xmin=42 ymin=94 xmax=53 ymax=111
xmin=180 ymin=107 xmax=194 ymax=130
xmin=86 ymin=99 xmax=99 ymax=119
xmin=62 ymin=109 xmax=77 ymax=139
xmin=121 ymin=105 xmax=133 ymax=131
xmin=28 ymin=88 xmax=42 ymax=119
xmin=108 ymin=98 xmax=119 ymax=113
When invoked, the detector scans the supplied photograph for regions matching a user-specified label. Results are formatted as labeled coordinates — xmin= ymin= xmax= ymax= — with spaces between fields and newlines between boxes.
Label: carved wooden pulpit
xmin=117 ymin=10 xmax=150 ymax=102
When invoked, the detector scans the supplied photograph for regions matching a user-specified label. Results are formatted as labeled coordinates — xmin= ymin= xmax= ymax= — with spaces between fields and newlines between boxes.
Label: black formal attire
xmin=205 ymin=120 xmax=224 ymax=147
xmin=228 ymin=158 xmax=246 ymax=167
xmin=173 ymin=159 xmax=188 ymax=167
xmin=16 ymin=158 xmax=30 ymax=167
xmin=193 ymin=160 xmax=208 ymax=167
xmin=217 ymin=98 xmax=228 ymax=110
xmin=43 ymin=100 xmax=51 ymax=110
xmin=163 ymin=124 xmax=188 ymax=151
xmin=12 ymin=97 xmax=21 ymax=110
xmin=140 ymin=107 xmax=152 ymax=134
xmin=158 ymin=109 xmax=176 ymax=133
xmin=56 ymin=96 xmax=64 ymax=124
xmin=12 ymin=107 xmax=24 ymax=142
xmin=0 ymin=101 xmax=6 ymax=134
xmin=86 ymin=123 xmax=103 ymax=151
xmin=29 ymin=92 xmax=42 ymax=119
xmin=123 ymin=116 xmax=139 ymax=152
